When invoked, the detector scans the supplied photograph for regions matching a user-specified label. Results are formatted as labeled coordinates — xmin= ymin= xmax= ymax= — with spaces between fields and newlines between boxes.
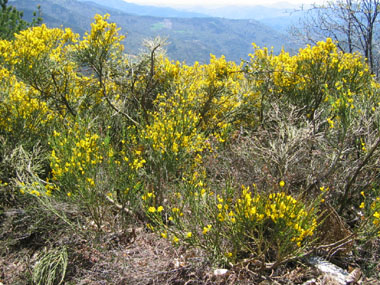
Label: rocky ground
xmin=1 ymin=200 xmax=380 ymax=284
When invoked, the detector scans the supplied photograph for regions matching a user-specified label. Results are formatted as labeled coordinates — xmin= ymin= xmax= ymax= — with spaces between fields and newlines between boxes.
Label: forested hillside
xmin=11 ymin=0 xmax=294 ymax=63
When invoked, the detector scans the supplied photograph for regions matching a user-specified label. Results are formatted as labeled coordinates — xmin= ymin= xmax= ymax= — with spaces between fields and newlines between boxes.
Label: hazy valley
xmin=11 ymin=0 xmax=302 ymax=63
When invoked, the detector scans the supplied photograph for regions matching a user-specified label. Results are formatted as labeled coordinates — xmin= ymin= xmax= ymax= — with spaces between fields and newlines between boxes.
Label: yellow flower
xmin=148 ymin=207 xmax=156 ymax=213
xmin=157 ymin=206 xmax=164 ymax=212
xmin=279 ymin=180 xmax=285 ymax=187
xmin=359 ymin=202 xmax=365 ymax=209
xmin=327 ymin=118 xmax=334 ymax=128
xmin=202 ymin=224 xmax=212 ymax=235
xmin=173 ymin=236 xmax=179 ymax=243
xmin=225 ymin=252 xmax=233 ymax=258
xmin=186 ymin=232 xmax=192 ymax=238
xmin=67 ymin=192 xmax=72 ymax=197
xmin=87 ymin=178 xmax=95 ymax=186
xmin=146 ymin=223 xmax=154 ymax=231
xmin=31 ymin=190 xmax=41 ymax=197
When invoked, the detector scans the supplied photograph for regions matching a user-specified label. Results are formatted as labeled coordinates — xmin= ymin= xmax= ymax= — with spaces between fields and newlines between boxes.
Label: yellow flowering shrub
xmin=0 ymin=24 xmax=76 ymax=68
xmin=358 ymin=188 xmax=380 ymax=238
xmin=0 ymin=69 xmax=52 ymax=132
xmin=79 ymin=14 xmax=124 ymax=58
xmin=0 ymin=67 xmax=54 ymax=148
xmin=145 ymin=183 xmax=321 ymax=265
xmin=142 ymin=89 xmax=208 ymax=198
xmin=235 ymin=188 xmax=318 ymax=256
xmin=246 ymin=39 xmax=374 ymax=127
xmin=140 ymin=54 xmax=246 ymax=203
xmin=0 ymin=24 xmax=90 ymax=118
xmin=153 ymin=55 xmax=244 ymax=137
xmin=48 ymin=119 xmax=145 ymax=228
xmin=2 ymin=13 xmax=380 ymax=271
xmin=144 ymin=91 xmax=206 ymax=156
xmin=76 ymin=13 xmax=126 ymax=114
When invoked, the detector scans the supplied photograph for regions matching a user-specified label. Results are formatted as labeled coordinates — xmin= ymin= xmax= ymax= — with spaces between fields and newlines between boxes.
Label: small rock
xmin=214 ymin=268 xmax=228 ymax=276
xmin=302 ymin=278 xmax=316 ymax=285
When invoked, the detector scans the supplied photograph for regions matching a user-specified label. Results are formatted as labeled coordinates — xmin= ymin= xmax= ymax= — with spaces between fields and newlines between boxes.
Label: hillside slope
xmin=78 ymin=0 xmax=207 ymax=18
xmin=11 ymin=0 xmax=295 ymax=63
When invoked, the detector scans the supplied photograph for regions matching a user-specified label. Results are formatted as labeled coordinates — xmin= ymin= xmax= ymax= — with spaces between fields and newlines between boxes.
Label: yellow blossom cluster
xmin=144 ymin=91 xmax=206 ymax=156
xmin=143 ymin=182 xmax=320 ymax=264
xmin=80 ymin=14 xmax=124 ymax=53
xmin=235 ymin=186 xmax=317 ymax=247
xmin=0 ymin=22 xmax=93 ymax=120
xmin=247 ymin=38 xmax=374 ymax=127
xmin=0 ymin=68 xmax=53 ymax=134
xmin=48 ymin=119 xmax=146 ymax=198
xmin=17 ymin=181 xmax=47 ymax=197
xmin=0 ymin=24 xmax=77 ymax=67
xmin=250 ymin=39 xmax=370 ymax=96
xmin=142 ymin=55 xmax=247 ymax=186
xmin=50 ymin=128 xmax=103 ymax=180
xmin=153 ymin=55 xmax=246 ymax=140
xmin=360 ymin=190 xmax=380 ymax=236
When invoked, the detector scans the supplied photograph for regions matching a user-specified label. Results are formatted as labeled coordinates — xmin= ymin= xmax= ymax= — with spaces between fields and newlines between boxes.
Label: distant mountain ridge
xmin=78 ymin=0 xmax=208 ymax=18
xmin=181 ymin=2 xmax=305 ymax=32
xmin=186 ymin=4 xmax=291 ymax=20
xmin=10 ymin=0 xmax=299 ymax=63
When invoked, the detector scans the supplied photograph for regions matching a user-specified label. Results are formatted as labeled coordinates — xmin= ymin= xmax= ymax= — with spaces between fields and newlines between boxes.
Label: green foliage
xmin=0 ymin=0 xmax=28 ymax=40
xmin=32 ymin=246 xmax=68 ymax=285
xmin=0 ymin=0 xmax=41 ymax=40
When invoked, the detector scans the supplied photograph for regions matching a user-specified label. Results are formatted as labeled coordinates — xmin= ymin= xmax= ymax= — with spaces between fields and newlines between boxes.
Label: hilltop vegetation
xmin=1 ymin=13 xmax=380 ymax=283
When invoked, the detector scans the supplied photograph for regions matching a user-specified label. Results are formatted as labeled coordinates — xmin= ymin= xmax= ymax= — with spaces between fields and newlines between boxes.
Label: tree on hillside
xmin=0 ymin=0 xmax=42 ymax=40
xmin=292 ymin=0 xmax=380 ymax=74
